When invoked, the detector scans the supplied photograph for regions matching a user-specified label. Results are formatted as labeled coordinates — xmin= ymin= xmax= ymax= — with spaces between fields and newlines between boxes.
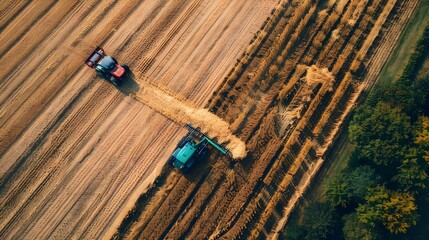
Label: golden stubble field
xmin=0 ymin=0 xmax=274 ymax=238
xmin=0 ymin=0 xmax=420 ymax=239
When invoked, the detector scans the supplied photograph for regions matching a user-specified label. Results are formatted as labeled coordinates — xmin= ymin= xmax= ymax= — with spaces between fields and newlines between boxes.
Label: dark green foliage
xmin=284 ymin=223 xmax=305 ymax=240
xmin=415 ymin=116 xmax=429 ymax=152
xmin=341 ymin=25 xmax=429 ymax=238
xmin=356 ymin=186 xmax=418 ymax=234
xmin=376 ymin=77 xmax=429 ymax=120
xmin=324 ymin=166 xmax=379 ymax=208
xmin=349 ymin=102 xmax=411 ymax=168
xmin=302 ymin=201 xmax=339 ymax=240
xmin=349 ymin=165 xmax=380 ymax=201
xmin=343 ymin=213 xmax=380 ymax=240
xmin=394 ymin=148 xmax=428 ymax=195
xmin=325 ymin=173 xmax=353 ymax=208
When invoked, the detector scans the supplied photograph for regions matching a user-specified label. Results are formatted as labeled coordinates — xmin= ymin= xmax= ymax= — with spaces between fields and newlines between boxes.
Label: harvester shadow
xmin=177 ymin=151 xmax=233 ymax=183
xmin=179 ymin=153 xmax=213 ymax=182
xmin=117 ymin=70 xmax=140 ymax=96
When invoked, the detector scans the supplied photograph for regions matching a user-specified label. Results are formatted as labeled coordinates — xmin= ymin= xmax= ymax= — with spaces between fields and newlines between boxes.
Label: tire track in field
xmin=0 ymin=0 xmax=58 ymax=58
xmin=27 ymin=97 xmax=136 ymax=240
xmin=0 ymin=0 xmax=134 ymax=121
xmin=79 ymin=119 xmax=176 ymax=239
xmin=158 ymin=0 xmax=244 ymax=101
xmin=135 ymin=0 xmax=204 ymax=74
xmin=0 ymin=70 xmax=94 ymax=190
xmin=1 ymin=0 xmax=170 ymax=236
xmin=12 ymin=88 xmax=123 ymax=239
xmin=121 ymin=0 xmax=199 ymax=75
xmin=162 ymin=0 xmax=235 ymax=86
xmin=0 ymin=0 xmax=98 ymax=105
xmin=28 ymin=0 xmax=191 ymax=236
xmin=185 ymin=0 xmax=268 ymax=104
xmin=0 ymin=53 xmax=66 ymax=129
xmin=0 ymin=0 xmax=81 ymax=80
xmin=0 ymin=73 xmax=108 ymax=229
xmin=145 ymin=0 xmax=218 ymax=81
xmin=63 ymin=106 xmax=153 ymax=238
xmin=0 ymin=83 xmax=119 ymax=238
xmin=145 ymin=0 xmax=212 ymax=80
xmin=0 ymin=0 xmax=32 ymax=33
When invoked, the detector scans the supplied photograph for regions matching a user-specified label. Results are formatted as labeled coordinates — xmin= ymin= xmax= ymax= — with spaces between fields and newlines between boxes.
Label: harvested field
xmin=0 ymin=0 xmax=274 ymax=239
xmin=118 ymin=0 xmax=420 ymax=239
xmin=0 ymin=0 xmax=419 ymax=239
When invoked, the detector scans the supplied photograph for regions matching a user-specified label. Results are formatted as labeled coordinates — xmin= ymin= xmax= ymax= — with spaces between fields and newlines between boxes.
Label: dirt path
xmin=0 ymin=0 xmax=275 ymax=239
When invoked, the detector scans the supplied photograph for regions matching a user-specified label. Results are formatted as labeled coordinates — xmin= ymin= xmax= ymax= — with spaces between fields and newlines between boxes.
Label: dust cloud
xmin=133 ymin=81 xmax=247 ymax=159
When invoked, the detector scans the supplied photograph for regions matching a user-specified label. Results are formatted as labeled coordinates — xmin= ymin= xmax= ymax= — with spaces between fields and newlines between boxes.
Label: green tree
xmin=349 ymin=165 xmax=380 ymax=201
xmin=284 ymin=223 xmax=305 ymax=240
xmin=357 ymin=186 xmax=417 ymax=234
xmin=302 ymin=201 xmax=338 ymax=240
xmin=325 ymin=166 xmax=380 ymax=207
xmin=395 ymin=148 xmax=428 ymax=194
xmin=378 ymin=78 xmax=429 ymax=120
xmin=325 ymin=173 xmax=353 ymax=208
xmin=415 ymin=117 xmax=429 ymax=146
xmin=343 ymin=213 xmax=380 ymax=240
xmin=415 ymin=116 xmax=429 ymax=163
xmin=349 ymin=102 xmax=411 ymax=167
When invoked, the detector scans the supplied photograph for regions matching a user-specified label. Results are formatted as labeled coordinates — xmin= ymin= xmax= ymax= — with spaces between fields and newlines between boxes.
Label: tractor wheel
xmin=110 ymin=77 xmax=121 ymax=87
xmin=111 ymin=57 xmax=118 ymax=63
xmin=97 ymin=70 xmax=110 ymax=81
xmin=167 ymin=156 xmax=175 ymax=166
xmin=97 ymin=71 xmax=105 ymax=78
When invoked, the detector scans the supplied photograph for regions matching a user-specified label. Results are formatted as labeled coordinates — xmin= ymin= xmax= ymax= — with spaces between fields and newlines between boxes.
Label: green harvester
xmin=168 ymin=124 xmax=229 ymax=171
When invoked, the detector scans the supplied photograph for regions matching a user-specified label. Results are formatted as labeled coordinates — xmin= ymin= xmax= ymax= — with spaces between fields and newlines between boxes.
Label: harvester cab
xmin=168 ymin=124 xmax=229 ymax=172
xmin=85 ymin=46 xmax=128 ymax=87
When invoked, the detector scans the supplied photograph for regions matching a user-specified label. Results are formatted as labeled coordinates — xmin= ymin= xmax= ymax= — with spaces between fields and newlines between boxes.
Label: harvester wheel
xmin=177 ymin=137 xmax=188 ymax=148
xmin=167 ymin=156 xmax=175 ymax=166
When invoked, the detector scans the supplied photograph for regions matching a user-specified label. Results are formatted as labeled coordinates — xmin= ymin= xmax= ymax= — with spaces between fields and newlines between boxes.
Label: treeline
xmin=286 ymin=25 xmax=429 ymax=240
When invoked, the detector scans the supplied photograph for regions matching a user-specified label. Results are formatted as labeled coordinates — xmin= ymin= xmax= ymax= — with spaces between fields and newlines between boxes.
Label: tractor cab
xmin=98 ymin=56 xmax=126 ymax=78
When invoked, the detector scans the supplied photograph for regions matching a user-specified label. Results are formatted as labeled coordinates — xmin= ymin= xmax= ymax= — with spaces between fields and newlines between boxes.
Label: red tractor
xmin=85 ymin=47 xmax=128 ymax=86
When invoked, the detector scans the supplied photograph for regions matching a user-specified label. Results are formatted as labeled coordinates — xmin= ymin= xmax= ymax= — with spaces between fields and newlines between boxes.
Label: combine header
xmin=85 ymin=46 xmax=128 ymax=87
xmin=168 ymin=124 xmax=230 ymax=172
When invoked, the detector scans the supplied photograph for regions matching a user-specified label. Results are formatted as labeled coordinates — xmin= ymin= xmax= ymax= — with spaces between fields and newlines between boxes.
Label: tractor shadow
xmin=118 ymin=70 xmax=140 ymax=96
